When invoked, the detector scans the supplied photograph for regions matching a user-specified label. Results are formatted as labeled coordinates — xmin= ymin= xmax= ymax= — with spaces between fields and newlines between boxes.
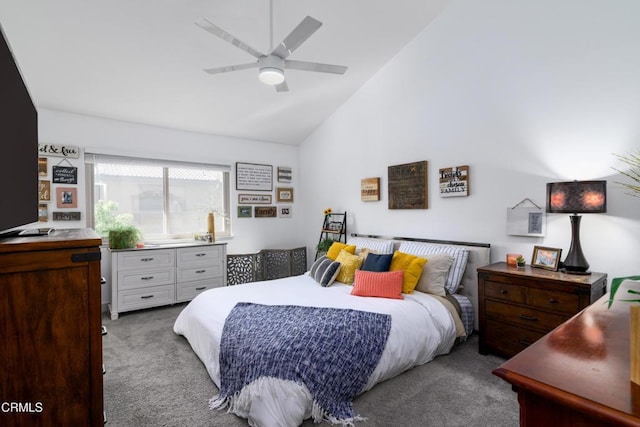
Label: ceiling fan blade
xmin=275 ymin=80 xmax=289 ymax=92
xmin=271 ymin=16 xmax=322 ymax=60
xmin=195 ymin=18 xmax=264 ymax=59
xmin=285 ymin=60 xmax=347 ymax=75
xmin=203 ymin=63 xmax=257 ymax=75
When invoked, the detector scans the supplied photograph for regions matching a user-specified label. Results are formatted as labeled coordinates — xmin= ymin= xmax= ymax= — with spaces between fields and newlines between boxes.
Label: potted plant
xmin=107 ymin=224 xmax=142 ymax=250
xmin=316 ymin=238 xmax=335 ymax=254
xmin=516 ymin=256 xmax=526 ymax=269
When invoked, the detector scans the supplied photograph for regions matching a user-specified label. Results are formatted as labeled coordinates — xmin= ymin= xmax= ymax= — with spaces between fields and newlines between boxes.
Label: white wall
xmin=299 ymin=0 xmax=640 ymax=284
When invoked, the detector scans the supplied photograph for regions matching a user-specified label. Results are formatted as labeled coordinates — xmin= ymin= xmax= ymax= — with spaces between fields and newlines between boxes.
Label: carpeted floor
xmin=102 ymin=303 xmax=519 ymax=427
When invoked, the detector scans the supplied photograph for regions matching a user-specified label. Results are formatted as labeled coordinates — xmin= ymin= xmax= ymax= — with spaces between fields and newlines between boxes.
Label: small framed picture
xmin=276 ymin=187 xmax=294 ymax=203
xmin=278 ymin=205 xmax=292 ymax=218
xmin=531 ymin=246 xmax=562 ymax=271
xmin=56 ymin=187 xmax=77 ymax=208
xmin=237 ymin=206 xmax=252 ymax=218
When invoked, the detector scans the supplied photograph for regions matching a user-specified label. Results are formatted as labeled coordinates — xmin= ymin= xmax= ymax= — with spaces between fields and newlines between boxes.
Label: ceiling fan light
xmin=259 ymin=68 xmax=285 ymax=85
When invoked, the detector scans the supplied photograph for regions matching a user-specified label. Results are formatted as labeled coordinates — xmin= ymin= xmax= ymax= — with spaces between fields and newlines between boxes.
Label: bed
xmin=174 ymin=234 xmax=490 ymax=426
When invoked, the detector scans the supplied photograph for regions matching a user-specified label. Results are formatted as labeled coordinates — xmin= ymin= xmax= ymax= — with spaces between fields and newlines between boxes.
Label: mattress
xmin=174 ymin=273 xmax=459 ymax=426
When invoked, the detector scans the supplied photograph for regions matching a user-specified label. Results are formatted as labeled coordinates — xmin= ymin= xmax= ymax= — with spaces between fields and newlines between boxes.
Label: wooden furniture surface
xmin=493 ymin=294 xmax=640 ymax=427
xmin=0 ymin=228 xmax=103 ymax=426
xmin=109 ymin=242 xmax=227 ymax=319
xmin=478 ymin=262 xmax=606 ymax=358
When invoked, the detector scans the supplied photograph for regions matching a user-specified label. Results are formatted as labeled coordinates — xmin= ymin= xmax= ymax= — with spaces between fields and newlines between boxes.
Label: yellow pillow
xmin=390 ymin=251 xmax=427 ymax=294
xmin=326 ymin=242 xmax=356 ymax=261
xmin=335 ymin=249 xmax=363 ymax=284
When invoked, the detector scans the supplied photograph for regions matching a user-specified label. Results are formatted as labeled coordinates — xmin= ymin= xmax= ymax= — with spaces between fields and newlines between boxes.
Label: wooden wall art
xmin=388 ymin=161 xmax=428 ymax=209
xmin=361 ymin=177 xmax=381 ymax=201
xmin=439 ymin=165 xmax=469 ymax=197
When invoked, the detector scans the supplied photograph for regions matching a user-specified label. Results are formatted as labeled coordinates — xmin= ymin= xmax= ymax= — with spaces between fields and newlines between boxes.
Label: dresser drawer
xmin=118 ymin=267 xmax=175 ymax=290
xmin=118 ymin=284 xmax=175 ymax=311
xmin=484 ymin=280 xmax=526 ymax=304
xmin=117 ymin=249 xmax=174 ymax=270
xmin=527 ymin=287 xmax=580 ymax=315
xmin=177 ymin=264 xmax=223 ymax=282
xmin=176 ymin=277 xmax=225 ymax=302
xmin=485 ymin=319 xmax=546 ymax=357
xmin=177 ymin=245 xmax=224 ymax=267
xmin=485 ymin=300 xmax=569 ymax=332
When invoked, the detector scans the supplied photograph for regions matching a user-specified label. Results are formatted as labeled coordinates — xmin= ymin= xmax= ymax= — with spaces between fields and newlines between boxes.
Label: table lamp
xmin=546 ymin=180 xmax=606 ymax=274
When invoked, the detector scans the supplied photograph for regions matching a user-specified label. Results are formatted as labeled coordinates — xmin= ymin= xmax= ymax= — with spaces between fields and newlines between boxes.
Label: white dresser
xmin=109 ymin=242 xmax=226 ymax=320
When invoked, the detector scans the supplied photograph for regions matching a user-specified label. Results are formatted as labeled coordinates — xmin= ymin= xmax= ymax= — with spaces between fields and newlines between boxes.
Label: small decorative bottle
xmin=207 ymin=212 xmax=215 ymax=243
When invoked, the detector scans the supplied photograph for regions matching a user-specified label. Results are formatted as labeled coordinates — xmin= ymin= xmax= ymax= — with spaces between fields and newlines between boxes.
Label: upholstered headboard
xmin=349 ymin=233 xmax=491 ymax=331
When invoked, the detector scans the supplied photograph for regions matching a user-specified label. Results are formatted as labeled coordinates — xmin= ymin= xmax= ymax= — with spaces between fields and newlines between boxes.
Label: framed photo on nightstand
xmin=531 ymin=246 xmax=562 ymax=271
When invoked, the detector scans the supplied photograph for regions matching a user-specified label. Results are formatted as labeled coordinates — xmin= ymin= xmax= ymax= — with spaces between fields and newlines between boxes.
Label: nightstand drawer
xmin=486 ymin=319 xmax=546 ymax=357
xmin=486 ymin=300 xmax=569 ymax=331
xmin=527 ymin=288 xmax=580 ymax=314
xmin=484 ymin=280 xmax=526 ymax=304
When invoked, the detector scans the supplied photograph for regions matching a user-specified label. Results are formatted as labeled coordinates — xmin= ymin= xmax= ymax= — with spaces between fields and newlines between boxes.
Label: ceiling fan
xmin=195 ymin=1 xmax=347 ymax=92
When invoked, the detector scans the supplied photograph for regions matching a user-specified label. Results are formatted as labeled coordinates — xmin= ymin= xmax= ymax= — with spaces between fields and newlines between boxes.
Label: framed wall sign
xmin=52 ymin=165 xmax=78 ymax=184
xmin=38 ymin=158 xmax=47 ymax=176
xmin=238 ymin=194 xmax=272 ymax=204
xmin=236 ymin=162 xmax=273 ymax=191
xmin=254 ymin=206 xmax=277 ymax=218
xmin=388 ymin=161 xmax=428 ymax=209
xmin=52 ymin=211 xmax=81 ymax=221
xmin=439 ymin=165 xmax=469 ymax=197
xmin=278 ymin=205 xmax=292 ymax=218
xmin=38 ymin=180 xmax=51 ymax=202
xmin=276 ymin=187 xmax=294 ymax=203
xmin=361 ymin=177 xmax=380 ymax=201
xmin=38 ymin=143 xmax=80 ymax=158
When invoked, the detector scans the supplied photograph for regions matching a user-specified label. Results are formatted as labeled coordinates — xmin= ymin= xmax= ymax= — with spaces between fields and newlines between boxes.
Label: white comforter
xmin=173 ymin=273 xmax=458 ymax=426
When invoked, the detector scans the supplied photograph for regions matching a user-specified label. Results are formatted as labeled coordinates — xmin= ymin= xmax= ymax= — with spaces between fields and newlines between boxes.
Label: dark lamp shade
xmin=546 ymin=180 xmax=607 ymax=214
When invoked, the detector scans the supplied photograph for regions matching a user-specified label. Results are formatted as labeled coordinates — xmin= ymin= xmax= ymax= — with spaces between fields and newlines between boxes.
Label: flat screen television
xmin=0 ymin=24 xmax=38 ymax=234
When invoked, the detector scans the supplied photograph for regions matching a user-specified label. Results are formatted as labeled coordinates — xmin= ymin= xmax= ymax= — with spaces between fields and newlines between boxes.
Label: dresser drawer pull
xmin=140 ymin=276 xmax=154 ymax=280
xmin=140 ymin=295 xmax=154 ymax=299
xmin=519 ymin=314 xmax=538 ymax=322
xmin=140 ymin=257 xmax=154 ymax=262
xmin=499 ymin=289 xmax=508 ymax=294
xmin=195 ymin=286 xmax=206 ymax=291
xmin=195 ymin=269 xmax=206 ymax=274
xmin=548 ymin=298 xmax=558 ymax=304
xmin=519 ymin=339 xmax=533 ymax=347
xmin=196 ymin=253 xmax=207 ymax=257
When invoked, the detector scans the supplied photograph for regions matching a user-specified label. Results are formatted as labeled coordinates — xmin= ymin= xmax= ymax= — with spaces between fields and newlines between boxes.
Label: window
xmin=86 ymin=154 xmax=230 ymax=240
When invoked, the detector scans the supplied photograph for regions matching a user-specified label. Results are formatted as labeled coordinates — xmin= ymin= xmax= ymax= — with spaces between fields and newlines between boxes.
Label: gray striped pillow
xmin=397 ymin=242 xmax=469 ymax=294
xmin=310 ymin=256 xmax=341 ymax=287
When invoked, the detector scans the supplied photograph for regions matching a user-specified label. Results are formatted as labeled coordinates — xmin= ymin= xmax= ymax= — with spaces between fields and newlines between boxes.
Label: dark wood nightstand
xmin=478 ymin=262 xmax=606 ymax=358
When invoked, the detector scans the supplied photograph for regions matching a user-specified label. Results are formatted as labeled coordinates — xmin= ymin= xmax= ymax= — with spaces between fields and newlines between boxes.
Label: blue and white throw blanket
xmin=210 ymin=302 xmax=392 ymax=425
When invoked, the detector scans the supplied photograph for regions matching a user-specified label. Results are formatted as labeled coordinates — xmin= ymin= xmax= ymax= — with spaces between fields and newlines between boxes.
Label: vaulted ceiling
xmin=0 ymin=0 xmax=451 ymax=144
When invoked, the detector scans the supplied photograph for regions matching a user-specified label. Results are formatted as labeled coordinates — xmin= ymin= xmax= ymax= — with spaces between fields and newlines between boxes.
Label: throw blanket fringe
xmin=210 ymin=377 xmax=367 ymax=426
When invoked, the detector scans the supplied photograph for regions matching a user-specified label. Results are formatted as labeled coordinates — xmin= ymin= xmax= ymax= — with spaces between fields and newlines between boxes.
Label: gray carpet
xmin=102 ymin=303 xmax=519 ymax=427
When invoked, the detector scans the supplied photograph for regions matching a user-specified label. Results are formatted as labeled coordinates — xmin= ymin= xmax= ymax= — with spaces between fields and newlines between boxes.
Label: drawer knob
xmin=141 ymin=276 xmax=154 ymax=280
xmin=196 ymin=253 xmax=206 ymax=257
xmin=195 ymin=286 xmax=206 ymax=291
xmin=548 ymin=298 xmax=558 ymax=304
xmin=519 ymin=314 xmax=538 ymax=322
xmin=499 ymin=289 xmax=508 ymax=294
xmin=141 ymin=295 xmax=154 ymax=299
xmin=195 ymin=269 xmax=206 ymax=274
xmin=140 ymin=257 xmax=154 ymax=262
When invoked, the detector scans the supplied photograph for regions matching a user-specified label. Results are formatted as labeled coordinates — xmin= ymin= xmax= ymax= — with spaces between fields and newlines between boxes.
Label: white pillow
xmin=397 ymin=241 xmax=469 ymax=294
xmin=415 ymin=253 xmax=454 ymax=296
xmin=346 ymin=237 xmax=395 ymax=255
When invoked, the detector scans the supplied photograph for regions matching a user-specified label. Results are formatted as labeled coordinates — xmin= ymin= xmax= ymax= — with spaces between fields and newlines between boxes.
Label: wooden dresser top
xmin=494 ymin=293 xmax=640 ymax=425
